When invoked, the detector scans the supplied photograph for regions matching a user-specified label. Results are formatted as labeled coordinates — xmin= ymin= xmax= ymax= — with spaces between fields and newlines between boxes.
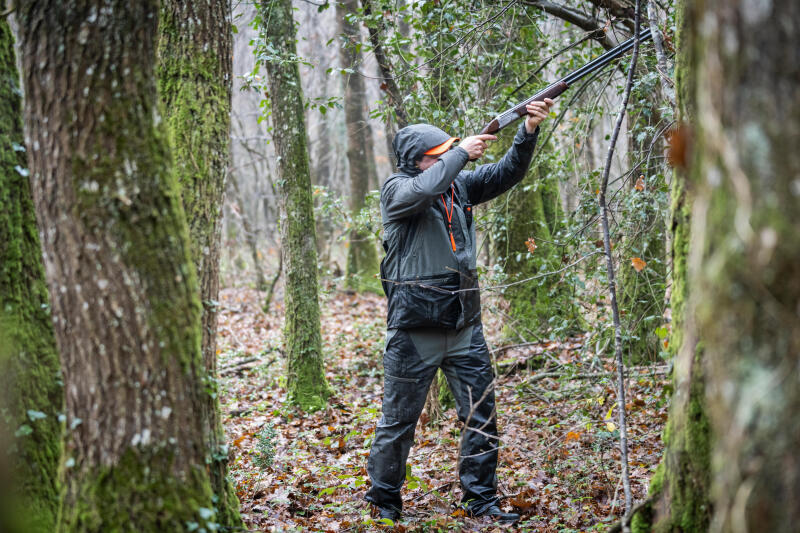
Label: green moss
xmin=634 ymin=3 xmax=711 ymax=530
xmin=0 ymin=14 xmax=62 ymax=532
xmin=156 ymin=4 xmax=243 ymax=527
xmin=649 ymin=461 xmax=665 ymax=495
xmin=59 ymin=448 xmax=216 ymax=532
xmin=631 ymin=502 xmax=653 ymax=533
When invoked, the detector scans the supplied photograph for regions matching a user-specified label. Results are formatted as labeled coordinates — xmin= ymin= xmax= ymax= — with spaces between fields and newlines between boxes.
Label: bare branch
xmin=360 ymin=0 xmax=409 ymax=128
xmin=521 ymin=0 xmax=618 ymax=49
xmin=596 ymin=0 xmax=643 ymax=520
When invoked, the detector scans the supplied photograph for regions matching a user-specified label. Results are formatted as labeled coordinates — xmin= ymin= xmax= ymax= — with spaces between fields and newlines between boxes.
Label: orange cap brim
xmin=424 ymin=137 xmax=460 ymax=156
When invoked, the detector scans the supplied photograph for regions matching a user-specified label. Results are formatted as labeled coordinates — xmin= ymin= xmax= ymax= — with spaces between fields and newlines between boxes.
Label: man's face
xmin=417 ymin=154 xmax=439 ymax=171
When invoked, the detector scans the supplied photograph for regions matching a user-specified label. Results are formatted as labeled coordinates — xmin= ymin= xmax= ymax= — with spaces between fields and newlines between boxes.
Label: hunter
xmin=366 ymin=98 xmax=554 ymax=523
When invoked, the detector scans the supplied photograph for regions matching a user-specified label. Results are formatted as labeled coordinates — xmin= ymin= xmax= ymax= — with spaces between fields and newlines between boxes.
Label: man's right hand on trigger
xmin=459 ymin=134 xmax=497 ymax=161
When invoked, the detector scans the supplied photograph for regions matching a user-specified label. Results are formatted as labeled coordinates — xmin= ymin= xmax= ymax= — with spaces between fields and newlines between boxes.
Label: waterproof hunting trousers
xmin=365 ymin=324 xmax=500 ymax=514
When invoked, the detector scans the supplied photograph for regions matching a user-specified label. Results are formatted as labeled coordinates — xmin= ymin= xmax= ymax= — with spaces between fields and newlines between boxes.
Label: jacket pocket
xmin=389 ymin=274 xmax=460 ymax=329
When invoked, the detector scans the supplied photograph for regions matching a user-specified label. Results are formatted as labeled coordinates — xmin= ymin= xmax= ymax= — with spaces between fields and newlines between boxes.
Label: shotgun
xmin=479 ymin=29 xmax=652 ymax=135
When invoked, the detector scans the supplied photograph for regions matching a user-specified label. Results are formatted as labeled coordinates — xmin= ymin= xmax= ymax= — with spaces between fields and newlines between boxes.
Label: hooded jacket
xmin=380 ymin=122 xmax=540 ymax=329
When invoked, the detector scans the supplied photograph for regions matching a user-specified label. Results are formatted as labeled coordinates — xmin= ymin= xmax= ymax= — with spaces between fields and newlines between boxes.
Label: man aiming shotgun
xmin=365 ymin=30 xmax=651 ymax=524
xmin=365 ymin=99 xmax=553 ymax=524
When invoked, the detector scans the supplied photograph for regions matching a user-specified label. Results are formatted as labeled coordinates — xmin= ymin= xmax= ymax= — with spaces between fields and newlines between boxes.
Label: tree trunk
xmin=493 ymin=141 xmax=581 ymax=339
xmin=16 ymin=2 xmax=218 ymax=530
xmin=156 ymin=2 xmax=243 ymax=526
xmin=690 ymin=1 xmax=800 ymax=530
xmin=0 ymin=13 xmax=61 ymax=532
xmin=257 ymin=0 xmax=330 ymax=411
xmin=633 ymin=1 xmax=800 ymax=531
xmin=629 ymin=3 xmax=712 ymax=531
xmin=337 ymin=0 xmax=381 ymax=293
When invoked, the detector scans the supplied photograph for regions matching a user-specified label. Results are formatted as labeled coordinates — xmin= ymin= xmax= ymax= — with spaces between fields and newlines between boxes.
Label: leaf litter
xmin=218 ymin=287 xmax=668 ymax=532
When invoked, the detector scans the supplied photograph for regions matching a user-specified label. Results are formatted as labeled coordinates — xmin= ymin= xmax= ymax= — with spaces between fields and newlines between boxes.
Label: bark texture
xmin=258 ymin=0 xmax=330 ymax=411
xmin=157 ymin=1 xmax=242 ymax=527
xmin=634 ymin=1 xmax=800 ymax=531
xmin=337 ymin=0 xmax=381 ymax=293
xmin=631 ymin=3 xmax=712 ymax=531
xmin=0 ymin=13 xmax=61 ymax=532
xmin=690 ymin=1 xmax=800 ymax=530
xmin=16 ymin=2 xmax=217 ymax=530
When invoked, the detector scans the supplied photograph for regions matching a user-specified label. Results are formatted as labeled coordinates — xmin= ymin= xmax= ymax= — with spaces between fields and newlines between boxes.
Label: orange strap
xmin=440 ymin=186 xmax=457 ymax=252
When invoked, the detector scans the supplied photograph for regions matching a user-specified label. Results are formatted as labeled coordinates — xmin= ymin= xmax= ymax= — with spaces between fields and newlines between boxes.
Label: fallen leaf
xmin=565 ymin=431 xmax=581 ymax=443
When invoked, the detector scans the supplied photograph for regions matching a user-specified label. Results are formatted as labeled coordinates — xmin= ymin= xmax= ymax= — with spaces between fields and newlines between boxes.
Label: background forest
xmin=1 ymin=0 xmax=798 ymax=532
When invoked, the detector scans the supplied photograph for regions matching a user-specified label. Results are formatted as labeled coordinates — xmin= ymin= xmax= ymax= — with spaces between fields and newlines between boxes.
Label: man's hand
xmin=525 ymin=98 xmax=554 ymax=133
xmin=459 ymin=134 xmax=498 ymax=161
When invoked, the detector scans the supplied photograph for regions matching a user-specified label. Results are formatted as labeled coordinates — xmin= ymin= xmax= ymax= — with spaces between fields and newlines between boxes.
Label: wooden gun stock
xmin=479 ymin=81 xmax=568 ymax=135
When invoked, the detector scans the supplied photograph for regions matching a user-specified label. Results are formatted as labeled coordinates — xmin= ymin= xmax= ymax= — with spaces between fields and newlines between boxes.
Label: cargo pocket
xmin=382 ymin=373 xmax=423 ymax=423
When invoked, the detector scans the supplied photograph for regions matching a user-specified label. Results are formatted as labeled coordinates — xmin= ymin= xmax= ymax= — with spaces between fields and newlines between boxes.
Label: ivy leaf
xmin=15 ymin=424 xmax=33 ymax=437
xmin=27 ymin=410 xmax=47 ymax=421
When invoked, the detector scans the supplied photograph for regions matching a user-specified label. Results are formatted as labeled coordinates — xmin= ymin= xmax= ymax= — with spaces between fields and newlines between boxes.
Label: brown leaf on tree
xmin=525 ymin=237 xmax=537 ymax=254
xmin=631 ymin=257 xmax=647 ymax=272
xmin=379 ymin=82 xmax=388 ymax=91
xmin=667 ymin=124 xmax=691 ymax=169
xmin=634 ymin=175 xmax=645 ymax=191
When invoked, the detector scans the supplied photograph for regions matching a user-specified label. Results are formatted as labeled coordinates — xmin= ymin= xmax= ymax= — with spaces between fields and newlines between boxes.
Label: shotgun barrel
xmin=479 ymin=28 xmax=652 ymax=135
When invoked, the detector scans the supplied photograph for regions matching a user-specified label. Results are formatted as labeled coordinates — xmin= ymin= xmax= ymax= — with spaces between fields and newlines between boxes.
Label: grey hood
xmin=393 ymin=123 xmax=455 ymax=175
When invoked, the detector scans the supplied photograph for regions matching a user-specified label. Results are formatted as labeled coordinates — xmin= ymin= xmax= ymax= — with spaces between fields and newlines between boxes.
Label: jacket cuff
xmin=448 ymin=145 xmax=470 ymax=163
xmin=517 ymin=122 xmax=540 ymax=142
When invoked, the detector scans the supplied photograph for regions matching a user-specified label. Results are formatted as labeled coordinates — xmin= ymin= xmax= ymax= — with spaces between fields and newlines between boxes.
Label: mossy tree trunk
xmin=688 ymin=0 xmax=799 ymax=529
xmin=157 ymin=2 xmax=242 ymax=528
xmin=633 ymin=0 xmax=800 ymax=531
xmin=0 ymin=13 xmax=61 ymax=533
xmin=630 ymin=4 xmax=711 ymax=531
xmin=16 ymin=2 xmax=218 ymax=530
xmin=337 ymin=0 xmax=381 ymax=293
xmin=493 ymin=143 xmax=581 ymax=340
xmin=257 ymin=0 xmax=330 ymax=411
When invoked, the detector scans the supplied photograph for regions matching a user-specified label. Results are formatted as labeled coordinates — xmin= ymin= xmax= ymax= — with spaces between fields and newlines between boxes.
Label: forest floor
xmin=217 ymin=286 xmax=669 ymax=532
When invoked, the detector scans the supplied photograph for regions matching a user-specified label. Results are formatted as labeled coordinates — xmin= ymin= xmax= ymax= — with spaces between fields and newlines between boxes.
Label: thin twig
xmin=597 ymin=0 xmax=643 ymax=521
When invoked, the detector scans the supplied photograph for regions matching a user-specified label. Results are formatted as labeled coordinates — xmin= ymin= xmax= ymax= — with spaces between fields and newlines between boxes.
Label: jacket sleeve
xmin=381 ymin=147 xmax=470 ymax=222
xmin=457 ymin=123 xmax=540 ymax=205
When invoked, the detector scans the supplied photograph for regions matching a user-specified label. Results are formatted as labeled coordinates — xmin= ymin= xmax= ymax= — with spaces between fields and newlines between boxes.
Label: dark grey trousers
xmin=365 ymin=323 xmax=499 ymax=514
